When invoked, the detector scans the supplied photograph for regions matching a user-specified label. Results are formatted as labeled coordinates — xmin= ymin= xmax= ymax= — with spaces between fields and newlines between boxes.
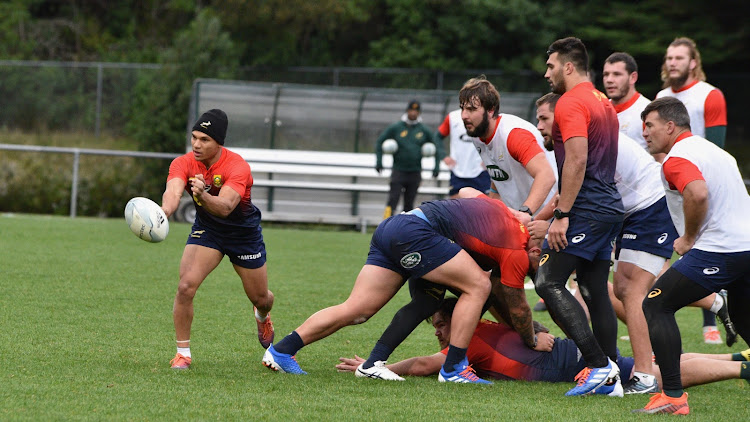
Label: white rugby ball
xmin=382 ymin=138 xmax=398 ymax=154
xmin=124 ymin=197 xmax=169 ymax=243
xmin=421 ymin=142 xmax=436 ymax=157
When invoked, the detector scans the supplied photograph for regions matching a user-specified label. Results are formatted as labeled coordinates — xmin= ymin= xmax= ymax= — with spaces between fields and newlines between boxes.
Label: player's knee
xmin=176 ymin=281 xmax=198 ymax=300
xmin=641 ymin=293 xmax=660 ymax=322
xmin=464 ymin=273 xmax=491 ymax=298
xmin=612 ymin=278 xmax=627 ymax=302
xmin=533 ymin=271 xmax=555 ymax=298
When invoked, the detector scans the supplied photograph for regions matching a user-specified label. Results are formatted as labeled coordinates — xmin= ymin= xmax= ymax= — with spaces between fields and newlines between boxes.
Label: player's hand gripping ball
xmin=382 ymin=139 xmax=398 ymax=154
xmin=124 ymin=197 xmax=169 ymax=243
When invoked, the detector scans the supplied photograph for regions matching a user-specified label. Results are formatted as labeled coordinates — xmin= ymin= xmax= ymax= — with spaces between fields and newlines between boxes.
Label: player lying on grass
xmin=336 ymin=297 xmax=750 ymax=389
xmin=263 ymin=190 xmax=544 ymax=384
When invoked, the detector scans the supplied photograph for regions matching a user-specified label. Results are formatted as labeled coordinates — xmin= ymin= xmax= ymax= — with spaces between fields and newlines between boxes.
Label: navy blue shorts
xmin=672 ymin=248 xmax=750 ymax=292
xmin=448 ymin=171 xmax=491 ymax=196
xmin=543 ymin=215 xmax=622 ymax=261
xmin=365 ymin=212 xmax=462 ymax=279
xmin=186 ymin=221 xmax=267 ymax=269
xmin=539 ymin=338 xmax=634 ymax=383
xmin=616 ymin=197 xmax=677 ymax=259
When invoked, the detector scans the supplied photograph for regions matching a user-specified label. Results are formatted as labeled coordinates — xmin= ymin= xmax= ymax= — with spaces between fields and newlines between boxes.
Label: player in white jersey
xmin=602 ymin=52 xmax=663 ymax=162
xmin=656 ymin=36 xmax=729 ymax=344
xmin=656 ymin=37 xmax=727 ymax=148
xmin=458 ymin=76 xmax=557 ymax=220
xmin=636 ymin=97 xmax=750 ymax=415
xmin=611 ymin=132 xmax=678 ymax=393
xmin=435 ymin=109 xmax=491 ymax=198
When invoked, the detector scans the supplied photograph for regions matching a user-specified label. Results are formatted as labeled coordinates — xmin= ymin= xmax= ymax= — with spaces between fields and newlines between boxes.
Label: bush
xmin=0 ymin=151 xmax=167 ymax=217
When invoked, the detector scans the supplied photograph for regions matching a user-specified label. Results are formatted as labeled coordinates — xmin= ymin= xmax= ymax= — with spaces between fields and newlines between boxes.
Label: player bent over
xmin=262 ymin=195 xmax=535 ymax=384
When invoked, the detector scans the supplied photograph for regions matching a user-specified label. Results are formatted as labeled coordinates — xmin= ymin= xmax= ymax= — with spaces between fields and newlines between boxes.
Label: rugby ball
xmin=421 ymin=142 xmax=436 ymax=157
xmin=124 ymin=197 xmax=169 ymax=243
xmin=382 ymin=138 xmax=398 ymax=154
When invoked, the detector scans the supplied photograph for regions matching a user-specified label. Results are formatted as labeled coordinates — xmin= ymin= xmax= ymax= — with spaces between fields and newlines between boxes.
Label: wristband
xmin=489 ymin=188 xmax=499 ymax=194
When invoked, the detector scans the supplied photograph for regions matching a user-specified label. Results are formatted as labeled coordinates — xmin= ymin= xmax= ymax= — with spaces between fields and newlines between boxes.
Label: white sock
xmin=633 ymin=371 xmax=655 ymax=386
xmin=703 ymin=325 xmax=718 ymax=333
xmin=255 ymin=308 xmax=267 ymax=322
xmin=709 ymin=293 xmax=724 ymax=314
xmin=177 ymin=347 xmax=191 ymax=358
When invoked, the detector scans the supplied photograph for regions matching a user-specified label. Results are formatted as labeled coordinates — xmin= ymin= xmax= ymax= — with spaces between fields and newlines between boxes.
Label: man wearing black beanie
xmin=160 ymin=109 xmax=276 ymax=369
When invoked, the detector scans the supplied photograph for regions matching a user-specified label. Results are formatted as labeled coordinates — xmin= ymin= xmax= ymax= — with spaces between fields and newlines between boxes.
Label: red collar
xmin=672 ymin=80 xmax=699 ymax=93
xmin=612 ymin=92 xmax=641 ymax=114
xmin=480 ymin=115 xmax=502 ymax=144
xmin=674 ymin=131 xmax=693 ymax=144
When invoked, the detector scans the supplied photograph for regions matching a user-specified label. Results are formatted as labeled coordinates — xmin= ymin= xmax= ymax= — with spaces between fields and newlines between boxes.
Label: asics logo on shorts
xmin=658 ymin=233 xmax=669 ymax=244
xmin=400 ymin=252 xmax=422 ymax=269
xmin=702 ymin=267 xmax=720 ymax=275
xmin=571 ymin=233 xmax=586 ymax=243
xmin=539 ymin=254 xmax=549 ymax=266
xmin=190 ymin=230 xmax=205 ymax=238
xmin=648 ymin=289 xmax=662 ymax=298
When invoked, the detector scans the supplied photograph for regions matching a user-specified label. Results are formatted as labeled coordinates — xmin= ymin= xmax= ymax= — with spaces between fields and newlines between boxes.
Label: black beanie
xmin=192 ymin=109 xmax=228 ymax=145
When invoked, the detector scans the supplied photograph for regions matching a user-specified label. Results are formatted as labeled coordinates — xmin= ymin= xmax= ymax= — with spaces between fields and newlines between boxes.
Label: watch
xmin=518 ymin=205 xmax=533 ymax=216
xmin=553 ymin=208 xmax=571 ymax=219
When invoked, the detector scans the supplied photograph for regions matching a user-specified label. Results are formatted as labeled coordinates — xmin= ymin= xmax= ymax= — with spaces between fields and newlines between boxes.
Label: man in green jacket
xmin=375 ymin=100 xmax=442 ymax=218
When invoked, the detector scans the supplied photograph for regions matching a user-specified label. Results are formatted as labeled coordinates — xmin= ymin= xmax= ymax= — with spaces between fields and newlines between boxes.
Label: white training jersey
xmin=615 ymin=133 xmax=664 ymax=218
xmin=615 ymin=92 xmax=650 ymax=150
xmin=662 ymin=135 xmax=750 ymax=252
xmin=445 ymin=109 xmax=485 ymax=178
xmin=656 ymin=81 xmax=718 ymax=138
xmin=472 ymin=113 xmax=558 ymax=211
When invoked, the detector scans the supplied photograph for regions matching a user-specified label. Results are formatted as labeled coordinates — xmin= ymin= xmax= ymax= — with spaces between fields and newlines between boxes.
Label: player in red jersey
xmin=539 ymin=37 xmax=624 ymax=397
xmin=337 ymin=297 xmax=750 ymax=389
xmin=161 ymin=109 xmax=275 ymax=369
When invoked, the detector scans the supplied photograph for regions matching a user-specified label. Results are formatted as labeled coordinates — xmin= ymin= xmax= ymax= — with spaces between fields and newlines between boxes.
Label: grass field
xmin=1 ymin=214 xmax=748 ymax=421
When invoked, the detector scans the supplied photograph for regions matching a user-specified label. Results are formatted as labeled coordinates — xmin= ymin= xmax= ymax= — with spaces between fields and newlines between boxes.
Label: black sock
xmin=663 ymin=389 xmax=684 ymax=398
xmin=732 ymin=349 xmax=750 ymax=361
xmin=363 ymin=342 xmax=393 ymax=369
xmin=443 ymin=345 xmax=467 ymax=372
xmin=702 ymin=308 xmax=716 ymax=326
xmin=273 ymin=330 xmax=304 ymax=356
xmin=740 ymin=363 xmax=750 ymax=380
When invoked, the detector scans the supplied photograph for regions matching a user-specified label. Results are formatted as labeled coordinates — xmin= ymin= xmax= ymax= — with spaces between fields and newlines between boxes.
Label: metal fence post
xmin=95 ymin=63 xmax=103 ymax=137
xmin=70 ymin=149 xmax=80 ymax=218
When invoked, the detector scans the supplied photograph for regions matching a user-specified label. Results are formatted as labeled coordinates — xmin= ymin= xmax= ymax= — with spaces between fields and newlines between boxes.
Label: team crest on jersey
xmin=400 ymin=130 xmax=408 ymax=138
xmin=592 ymin=90 xmax=608 ymax=101
xmin=486 ymin=164 xmax=510 ymax=181
xmin=213 ymin=175 xmax=223 ymax=187
xmin=416 ymin=132 xmax=423 ymax=139
xmin=400 ymin=252 xmax=422 ymax=269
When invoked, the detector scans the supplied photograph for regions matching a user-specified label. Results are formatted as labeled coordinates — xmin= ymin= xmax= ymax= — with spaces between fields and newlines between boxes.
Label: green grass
xmin=1 ymin=214 xmax=748 ymax=421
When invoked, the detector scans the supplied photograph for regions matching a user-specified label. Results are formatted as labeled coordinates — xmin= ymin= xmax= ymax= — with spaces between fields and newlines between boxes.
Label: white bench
xmin=176 ymin=147 xmax=451 ymax=232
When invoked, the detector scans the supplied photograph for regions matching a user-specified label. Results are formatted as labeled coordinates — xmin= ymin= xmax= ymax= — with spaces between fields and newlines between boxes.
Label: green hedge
xmin=0 ymin=151 xmax=167 ymax=217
